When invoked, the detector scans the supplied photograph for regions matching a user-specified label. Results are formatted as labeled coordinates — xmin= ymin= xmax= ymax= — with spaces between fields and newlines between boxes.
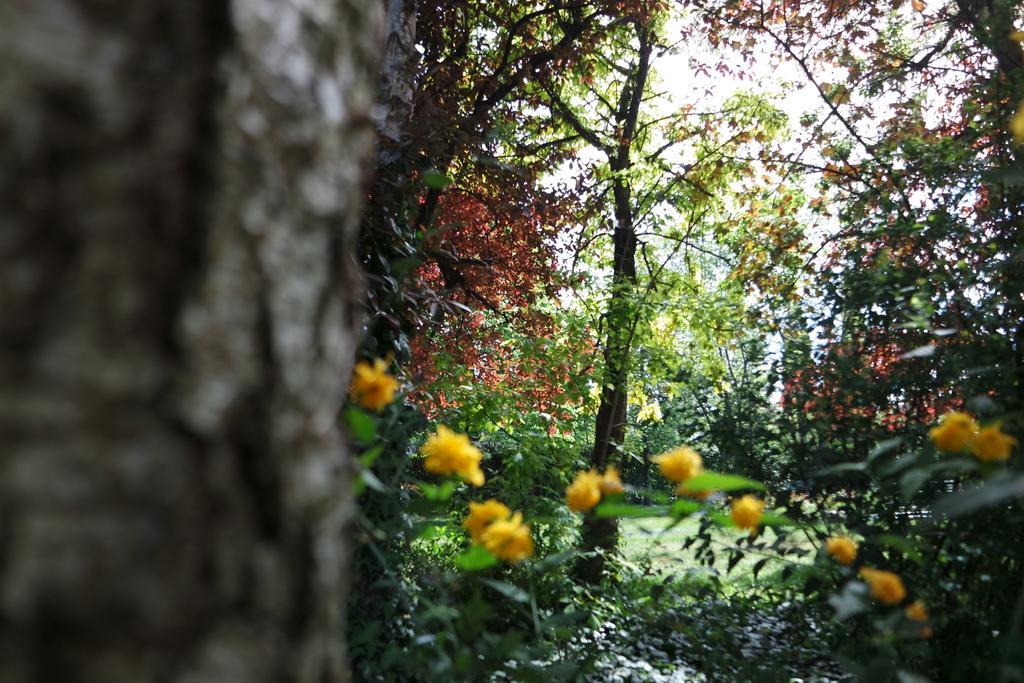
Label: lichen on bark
xmin=0 ymin=1 xmax=382 ymax=681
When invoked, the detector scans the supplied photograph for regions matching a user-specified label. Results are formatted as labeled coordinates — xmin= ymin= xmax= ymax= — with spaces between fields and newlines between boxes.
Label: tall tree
xmin=545 ymin=16 xmax=653 ymax=581
xmin=361 ymin=0 xmax=616 ymax=363
xmin=0 ymin=1 xmax=380 ymax=681
xmin=540 ymin=6 xmax=802 ymax=579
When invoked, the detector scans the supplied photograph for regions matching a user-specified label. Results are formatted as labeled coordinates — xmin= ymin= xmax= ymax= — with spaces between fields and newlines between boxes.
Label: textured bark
xmin=0 ymin=1 xmax=381 ymax=681
xmin=377 ymin=0 xmax=418 ymax=162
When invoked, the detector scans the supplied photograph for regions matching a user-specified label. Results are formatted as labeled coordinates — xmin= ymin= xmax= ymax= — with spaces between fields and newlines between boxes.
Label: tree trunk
xmin=0 ymin=1 xmax=381 ymax=681
xmin=577 ymin=173 xmax=638 ymax=584
xmin=576 ymin=23 xmax=651 ymax=584
xmin=378 ymin=0 xmax=419 ymax=164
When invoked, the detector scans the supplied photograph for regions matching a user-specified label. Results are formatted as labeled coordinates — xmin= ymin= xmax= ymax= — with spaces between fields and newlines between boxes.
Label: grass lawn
xmin=617 ymin=515 xmax=817 ymax=593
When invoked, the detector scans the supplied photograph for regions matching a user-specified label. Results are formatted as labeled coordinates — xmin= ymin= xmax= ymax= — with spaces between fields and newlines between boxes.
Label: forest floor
xmin=618 ymin=517 xmax=816 ymax=594
xmin=580 ymin=519 xmax=848 ymax=682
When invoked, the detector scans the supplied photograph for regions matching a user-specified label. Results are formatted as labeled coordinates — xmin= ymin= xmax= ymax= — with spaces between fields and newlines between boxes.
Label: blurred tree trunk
xmin=0 ymin=1 xmax=381 ymax=681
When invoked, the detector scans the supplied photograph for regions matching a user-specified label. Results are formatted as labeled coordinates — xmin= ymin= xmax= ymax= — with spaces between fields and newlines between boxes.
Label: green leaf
xmin=359 ymin=444 xmax=385 ymax=468
xmin=681 ymin=471 xmax=765 ymax=492
xmin=934 ymin=458 xmax=979 ymax=475
xmin=708 ymin=510 xmax=734 ymax=527
xmin=785 ymin=564 xmax=817 ymax=588
xmin=814 ymin=462 xmax=868 ymax=476
xmin=662 ymin=499 xmax=703 ymax=532
xmin=879 ymin=454 xmax=918 ymax=477
xmin=901 ymin=468 xmax=932 ymax=499
xmin=868 ymin=437 xmax=904 ymax=461
xmin=669 ymin=499 xmax=703 ymax=517
xmin=594 ymin=502 xmax=668 ymax=518
xmin=406 ymin=498 xmax=446 ymax=515
xmin=619 ymin=487 xmax=673 ymax=504
xmin=413 ymin=522 xmax=446 ymax=540
xmin=872 ymin=534 xmax=923 ymax=564
xmin=533 ymin=551 xmax=574 ymax=573
xmin=901 ymin=459 xmax=978 ymax=499
xmin=344 ymin=407 xmax=376 ymax=443
xmin=423 ymin=169 xmax=452 ymax=189
xmin=752 ymin=558 xmax=769 ymax=578
xmin=389 ymin=257 xmax=422 ymax=280
xmin=933 ymin=472 xmax=1024 ymax=518
xmin=455 ymin=546 xmax=498 ymax=571
xmin=480 ymin=578 xmax=529 ymax=603
xmin=760 ymin=512 xmax=796 ymax=526
xmin=540 ymin=610 xmax=589 ymax=632
xmin=420 ymin=480 xmax=457 ymax=501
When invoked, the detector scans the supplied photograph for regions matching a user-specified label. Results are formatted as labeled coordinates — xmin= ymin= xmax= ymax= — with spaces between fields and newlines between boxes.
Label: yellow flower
xmin=421 ymin=426 xmax=485 ymax=486
xmin=566 ymin=470 xmax=603 ymax=512
xmin=859 ymin=567 xmax=906 ymax=605
xmin=349 ymin=358 xmax=399 ymax=411
xmin=905 ymin=600 xmax=928 ymax=622
xmin=825 ymin=536 xmax=858 ymax=566
xmin=731 ymin=495 xmax=765 ymax=530
xmin=971 ymin=424 xmax=1018 ymax=462
xmin=1011 ymin=100 xmax=1024 ymax=145
xmin=600 ymin=466 xmax=625 ymax=494
xmin=929 ymin=411 xmax=979 ymax=452
xmin=480 ymin=512 xmax=533 ymax=563
xmin=653 ymin=446 xmax=703 ymax=483
xmin=464 ymin=499 xmax=511 ymax=542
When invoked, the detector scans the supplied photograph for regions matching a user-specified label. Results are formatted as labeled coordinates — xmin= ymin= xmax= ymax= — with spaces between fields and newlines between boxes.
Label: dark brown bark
xmin=0 ymin=1 xmax=381 ymax=681
xmin=573 ymin=22 xmax=652 ymax=584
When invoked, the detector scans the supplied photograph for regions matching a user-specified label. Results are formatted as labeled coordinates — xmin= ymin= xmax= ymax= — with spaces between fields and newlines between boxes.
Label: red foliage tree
xmin=402 ymin=149 xmax=600 ymax=415
xmin=783 ymin=331 xmax=966 ymax=433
